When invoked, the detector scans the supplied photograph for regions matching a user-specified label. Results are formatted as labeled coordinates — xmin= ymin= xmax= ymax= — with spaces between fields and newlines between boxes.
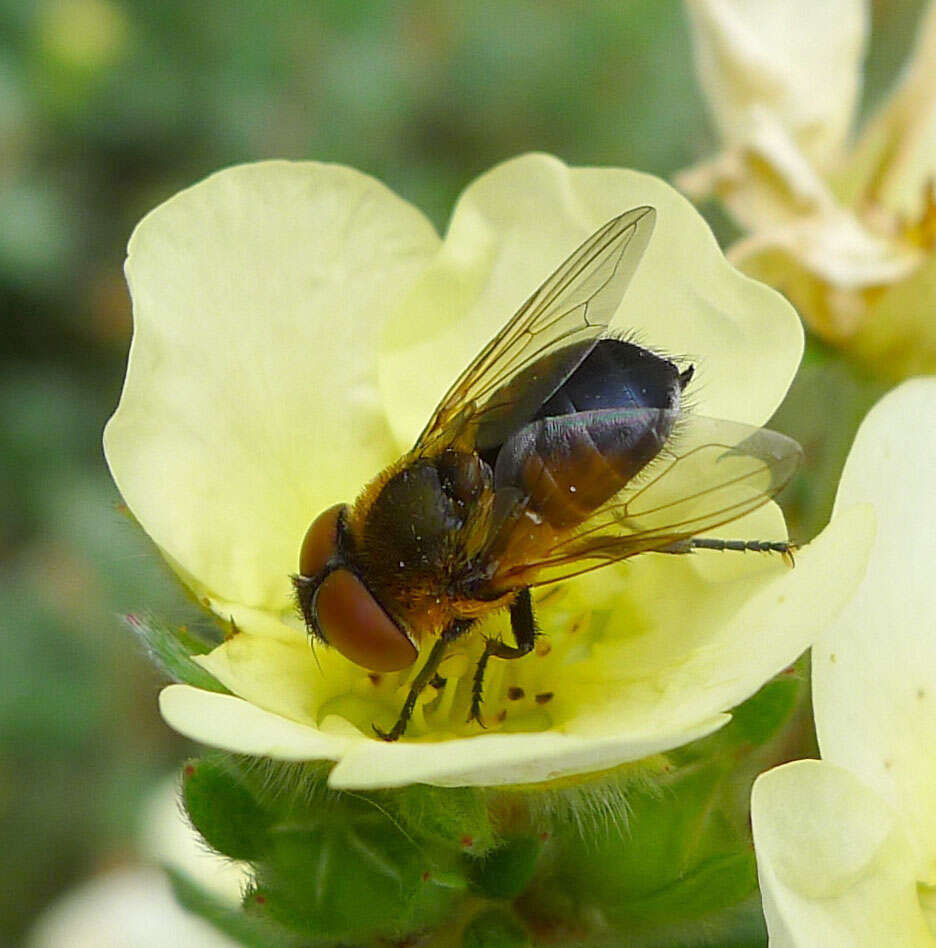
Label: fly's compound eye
xmin=298 ymin=503 xmax=347 ymax=577
xmin=314 ymin=569 xmax=418 ymax=672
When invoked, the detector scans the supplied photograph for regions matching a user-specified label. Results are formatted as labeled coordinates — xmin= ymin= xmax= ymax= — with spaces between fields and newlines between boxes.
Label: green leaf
xmin=166 ymin=866 xmax=302 ymax=948
xmin=462 ymin=907 xmax=530 ymax=948
xmin=124 ymin=613 xmax=228 ymax=692
xmin=182 ymin=755 xmax=274 ymax=860
xmin=469 ymin=834 xmax=544 ymax=900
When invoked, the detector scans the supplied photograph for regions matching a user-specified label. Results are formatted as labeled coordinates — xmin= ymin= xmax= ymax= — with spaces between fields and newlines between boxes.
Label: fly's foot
xmin=467 ymin=700 xmax=487 ymax=729
xmin=372 ymin=721 xmax=404 ymax=742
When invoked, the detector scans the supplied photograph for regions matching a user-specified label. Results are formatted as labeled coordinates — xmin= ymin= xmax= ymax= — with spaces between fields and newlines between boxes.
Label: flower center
xmin=316 ymin=588 xmax=598 ymax=740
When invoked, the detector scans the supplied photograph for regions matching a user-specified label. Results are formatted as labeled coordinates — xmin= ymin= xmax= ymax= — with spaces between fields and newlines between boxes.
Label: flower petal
xmin=160 ymin=683 xmax=726 ymax=790
xmin=815 ymin=378 xmax=936 ymax=883
xmin=922 ymin=885 xmax=936 ymax=938
xmin=680 ymin=110 xmax=921 ymax=334
xmin=160 ymin=684 xmax=351 ymax=761
xmin=848 ymin=251 xmax=936 ymax=380
xmin=844 ymin=0 xmax=936 ymax=221
xmin=25 ymin=868 xmax=241 ymax=948
xmin=104 ymin=162 xmax=440 ymax=612
xmin=326 ymin=715 xmax=727 ymax=789
xmin=684 ymin=0 xmax=867 ymax=170
xmin=559 ymin=502 xmax=874 ymax=737
xmin=678 ymin=108 xmax=836 ymax=232
xmin=379 ymin=153 xmax=801 ymax=451
xmin=752 ymin=759 xmax=935 ymax=947
xmin=731 ymin=206 xmax=919 ymax=294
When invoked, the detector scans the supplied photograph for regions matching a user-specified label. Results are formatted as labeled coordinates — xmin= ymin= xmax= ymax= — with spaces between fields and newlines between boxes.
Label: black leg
xmin=662 ymin=537 xmax=796 ymax=566
xmin=469 ymin=587 xmax=536 ymax=727
xmin=374 ymin=619 xmax=473 ymax=742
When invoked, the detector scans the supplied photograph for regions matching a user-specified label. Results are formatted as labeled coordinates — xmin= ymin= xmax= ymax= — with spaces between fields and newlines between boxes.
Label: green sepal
xmin=384 ymin=784 xmax=497 ymax=856
xmin=675 ymin=669 xmax=805 ymax=766
xmin=251 ymin=796 xmax=467 ymax=942
xmin=182 ymin=755 xmax=273 ymax=860
xmin=166 ymin=866 xmax=303 ymax=948
xmin=547 ymin=760 xmax=756 ymax=930
xmin=462 ymin=907 xmax=530 ymax=948
xmin=608 ymin=850 xmax=757 ymax=924
xmin=469 ymin=834 xmax=544 ymax=900
xmin=729 ymin=673 xmax=802 ymax=746
xmin=124 ymin=612 xmax=228 ymax=692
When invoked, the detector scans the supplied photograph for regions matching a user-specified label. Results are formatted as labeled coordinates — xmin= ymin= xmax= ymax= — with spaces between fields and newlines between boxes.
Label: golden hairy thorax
xmin=345 ymin=449 xmax=517 ymax=643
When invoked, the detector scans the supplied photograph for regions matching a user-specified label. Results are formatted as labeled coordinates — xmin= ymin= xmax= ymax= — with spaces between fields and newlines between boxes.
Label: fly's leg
xmin=664 ymin=537 xmax=797 ymax=566
xmin=469 ymin=587 xmax=536 ymax=727
xmin=374 ymin=619 xmax=473 ymax=742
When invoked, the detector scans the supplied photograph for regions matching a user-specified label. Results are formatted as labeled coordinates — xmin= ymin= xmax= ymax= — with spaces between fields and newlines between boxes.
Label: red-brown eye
xmin=298 ymin=504 xmax=347 ymax=577
xmin=314 ymin=569 xmax=417 ymax=672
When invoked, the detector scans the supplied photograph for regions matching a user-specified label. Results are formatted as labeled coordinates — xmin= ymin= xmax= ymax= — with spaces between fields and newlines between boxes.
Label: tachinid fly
xmin=293 ymin=208 xmax=801 ymax=740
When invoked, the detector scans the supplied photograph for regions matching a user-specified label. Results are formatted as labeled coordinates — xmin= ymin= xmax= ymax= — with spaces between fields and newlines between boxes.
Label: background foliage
xmin=0 ymin=0 xmax=926 ymax=943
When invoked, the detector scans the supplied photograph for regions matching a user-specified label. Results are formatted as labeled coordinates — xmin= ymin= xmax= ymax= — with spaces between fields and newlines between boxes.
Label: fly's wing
xmin=413 ymin=207 xmax=656 ymax=457
xmin=488 ymin=410 xmax=802 ymax=589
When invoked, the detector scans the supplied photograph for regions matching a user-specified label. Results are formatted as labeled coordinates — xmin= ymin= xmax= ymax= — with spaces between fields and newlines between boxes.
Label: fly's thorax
xmin=347 ymin=450 xmax=497 ymax=616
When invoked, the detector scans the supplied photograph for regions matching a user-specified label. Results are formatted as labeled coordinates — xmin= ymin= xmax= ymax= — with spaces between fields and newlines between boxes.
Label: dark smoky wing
xmin=413 ymin=207 xmax=657 ymax=456
xmin=492 ymin=411 xmax=802 ymax=587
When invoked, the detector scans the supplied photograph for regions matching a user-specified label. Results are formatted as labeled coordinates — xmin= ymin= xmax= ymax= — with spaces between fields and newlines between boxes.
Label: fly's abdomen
xmin=494 ymin=408 xmax=675 ymax=528
xmin=490 ymin=338 xmax=690 ymax=529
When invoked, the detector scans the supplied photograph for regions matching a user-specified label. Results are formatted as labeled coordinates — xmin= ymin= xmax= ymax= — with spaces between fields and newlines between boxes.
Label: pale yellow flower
xmin=681 ymin=0 xmax=936 ymax=379
xmin=752 ymin=379 xmax=936 ymax=946
xmin=104 ymin=154 xmax=872 ymax=790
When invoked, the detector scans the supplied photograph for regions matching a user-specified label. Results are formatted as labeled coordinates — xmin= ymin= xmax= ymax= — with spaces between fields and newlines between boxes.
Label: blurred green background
xmin=0 ymin=0 xmax=925 ymax=943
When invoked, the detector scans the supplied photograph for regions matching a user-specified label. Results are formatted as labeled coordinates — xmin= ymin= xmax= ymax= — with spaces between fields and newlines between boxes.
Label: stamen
xmin=436 ymin=673 xmax=461 ymax=721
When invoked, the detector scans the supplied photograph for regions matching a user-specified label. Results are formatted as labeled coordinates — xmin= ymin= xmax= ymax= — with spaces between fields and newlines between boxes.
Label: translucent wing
xmin=413 ymin=207 xmax=656 ymax=456
xmin=488 ymin=411 xmax=802 ymax=589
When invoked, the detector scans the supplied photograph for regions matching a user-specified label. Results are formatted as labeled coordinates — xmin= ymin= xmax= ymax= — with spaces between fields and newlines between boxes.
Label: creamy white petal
xmin=326 ymin=715 xmax=727 ymax=789
xmin=844 ymin=0 xmax=936 ymax=221
xmin=160 ymin=683 xmax=727 ymax=790
xmin=105 ymin=162 xmax=440 ymax=613
xmin=685 ymin=0 xmax=867 ymax=170
xmin=753 ymin=760 xmax=935 ymax=947
xmin=816 ymin=379 xmax=936 ymax=883
xmin=379 ymin=153 xmax=802 ymax=452
xmin=678 ymin=108 xmax=835 ymax=231
xmin=160 ymin=684 xmax=351 ymax=761
xmin=25 ymin=868 xmax=240 ymax=948
xmin=730 ymin=208 xmax=919 ymax=291
xmin=560 ymin=503 xmax=874 ymax=735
